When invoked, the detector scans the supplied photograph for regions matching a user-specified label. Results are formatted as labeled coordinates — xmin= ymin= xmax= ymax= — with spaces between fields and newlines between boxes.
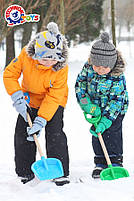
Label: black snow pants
xmin=14 ymin=106 xmax=69 ymax=177
xmin=92 ymin=114 xmax=125 ymax=166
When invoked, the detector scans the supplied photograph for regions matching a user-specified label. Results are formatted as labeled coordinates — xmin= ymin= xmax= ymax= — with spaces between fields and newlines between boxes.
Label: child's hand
xmin=96 ymin=117 xmax=112 ymax=134
xmin=11 ymin=90 xmax=28 ymax=122
xmin=90 ymin=117 xmax=112 ymax=137
xmin=27 ymin=116 xmax=46 ymax=141
xmin=80 ymin=97 xmax=101 ymax=116
xmin=90 ymin=125 xmax=98 ymax=137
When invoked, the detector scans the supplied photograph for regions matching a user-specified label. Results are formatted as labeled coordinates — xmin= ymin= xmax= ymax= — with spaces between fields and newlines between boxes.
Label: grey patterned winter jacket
xmin=75 ymin=51 xmax=129 ymax=121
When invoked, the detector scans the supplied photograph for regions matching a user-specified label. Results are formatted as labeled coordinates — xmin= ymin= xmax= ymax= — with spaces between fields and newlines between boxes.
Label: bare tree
xmin=41 ymin=0 xmax=59 ymax=31
xmin=0 ymin=0 xmax=46 ymax=43
xmin=41 ymin=0 xmax=88 ymax=34
xmin=6 ymin=30 xmax=15 ymax=66
xmin=1 ymin=0 xmax=46 ymax=67
xmin=111 ymin=0 xmax=116 ymax=46
xmin=21 ymin=23 xmax=33 ymax=48
xmin=103 ymin=0 xmax=134 ymax=42
xmin=61 ymin=0 xmax=87 ymax=33
xmin=0 ymin=0 xmax=13 ymax=43
xmin=102 ymin=0 xmax=111 ymax=29
xmin=124 ymin=0 xmax=134 ymax=31
xmin=60 ymin=0 xmax=65 ymax=34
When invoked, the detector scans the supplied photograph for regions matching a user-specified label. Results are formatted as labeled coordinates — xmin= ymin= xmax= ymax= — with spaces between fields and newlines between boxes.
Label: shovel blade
xmin=31 ymin=157 xmax=64 ymax=180
xmin=100 ymin=166 xmax=129 ymax=180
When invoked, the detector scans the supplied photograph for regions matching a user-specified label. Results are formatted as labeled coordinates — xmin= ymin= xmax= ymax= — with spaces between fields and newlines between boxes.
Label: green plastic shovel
xmin=98 ymin=133 xmax=129 ymax=180
xmin=84 ymin=112 xmax=129 ymax=180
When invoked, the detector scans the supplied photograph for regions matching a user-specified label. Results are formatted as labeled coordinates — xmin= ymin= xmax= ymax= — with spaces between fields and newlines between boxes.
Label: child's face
xmin=93 ymin=65 xmax=111 ymax=75
xmin=38 ymin=59 xmax=57 ymax=67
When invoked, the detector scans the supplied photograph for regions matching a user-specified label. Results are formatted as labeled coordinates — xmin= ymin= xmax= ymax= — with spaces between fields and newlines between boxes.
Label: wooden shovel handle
xmin=27 ymin=113 xmax=44 ymax=157
xmin=98 ymin=133 xmax=112 ymax=166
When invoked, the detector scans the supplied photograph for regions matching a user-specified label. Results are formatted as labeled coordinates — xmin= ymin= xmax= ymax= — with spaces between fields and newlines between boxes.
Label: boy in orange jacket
xmin=3 ymin=22 xmax=70 ymax=186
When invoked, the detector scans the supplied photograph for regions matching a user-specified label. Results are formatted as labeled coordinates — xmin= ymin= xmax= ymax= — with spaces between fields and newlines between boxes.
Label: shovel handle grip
xmin=98 ymin=133 xmax=112 ymax=166
xmin=27 ymin=113 xmax=44 ymax=157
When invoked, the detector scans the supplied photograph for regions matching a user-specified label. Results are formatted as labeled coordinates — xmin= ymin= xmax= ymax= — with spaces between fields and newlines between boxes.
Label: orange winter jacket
xmin=3 ymin=47 xmax=68 ymax=121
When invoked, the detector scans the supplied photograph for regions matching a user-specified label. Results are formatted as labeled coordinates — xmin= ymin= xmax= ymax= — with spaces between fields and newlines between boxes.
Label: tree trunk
xmin=22 ymin=23 xmax=33 ymax=48
xmin=111 ymin=0 xmax=116 ymax=47
xmin=60 ymin=0 xmax=65 ymax=34
xmin=37 ymin=6 xmax=45 ymax=32
xmin=6 ymin=29 xmax=15 ymax=67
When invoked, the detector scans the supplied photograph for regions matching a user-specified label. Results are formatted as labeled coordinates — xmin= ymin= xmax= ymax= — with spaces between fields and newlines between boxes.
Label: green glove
xmin=90 ymin=116 xmax=112 ymax=137
xmin=80 ymin=97 xmax=101 ymax=116
xmin=90 ymin=125 xmax=98 ymax=137
xmin=84 ymin=112 xmax=101 ymax=137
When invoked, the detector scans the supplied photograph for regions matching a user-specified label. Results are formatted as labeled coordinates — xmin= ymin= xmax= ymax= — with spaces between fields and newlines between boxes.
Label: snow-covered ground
xmin=0 ymin=41 xmax=134 ymax=201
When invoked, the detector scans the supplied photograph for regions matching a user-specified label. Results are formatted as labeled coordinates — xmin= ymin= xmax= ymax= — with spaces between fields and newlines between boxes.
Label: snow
xmin=0 ymin=41 xmax=134 ymax=201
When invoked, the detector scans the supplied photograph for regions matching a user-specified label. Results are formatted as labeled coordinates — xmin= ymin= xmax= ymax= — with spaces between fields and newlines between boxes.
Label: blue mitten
xmin=11 ymin=90 xmax=27 ymax=122
xmin=27 ymin=116 xmax=47 ymax=141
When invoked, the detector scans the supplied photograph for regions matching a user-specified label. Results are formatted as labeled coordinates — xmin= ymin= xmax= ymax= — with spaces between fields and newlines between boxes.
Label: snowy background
xmin=0 ymin=39 xmax=134 ymax=201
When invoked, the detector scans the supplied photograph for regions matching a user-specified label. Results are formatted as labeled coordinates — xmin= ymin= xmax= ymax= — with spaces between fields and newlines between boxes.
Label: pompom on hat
xmin=33 ymin=22 xmax=64 ymax=62
xmin=90 ymin=32 xmax=117 ymax=69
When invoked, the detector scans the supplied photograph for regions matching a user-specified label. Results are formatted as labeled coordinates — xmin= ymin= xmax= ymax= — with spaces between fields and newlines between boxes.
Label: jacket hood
xmin=26 ymin=35 xmax=68 ymax=72
xmin=88 ymin=50 xmax=126 ymax=76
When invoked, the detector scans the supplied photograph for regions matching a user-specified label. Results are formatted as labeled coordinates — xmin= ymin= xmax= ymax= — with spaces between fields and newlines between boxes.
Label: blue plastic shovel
xmin=27 ymin=113 xmax=64 ymax=180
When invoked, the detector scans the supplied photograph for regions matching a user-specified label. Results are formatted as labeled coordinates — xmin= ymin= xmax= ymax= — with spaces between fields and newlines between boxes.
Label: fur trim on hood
xmin=26 ymin=35 xmax=68 ymax=72
xmin=88 ymin=50 xmax=126 ymax=76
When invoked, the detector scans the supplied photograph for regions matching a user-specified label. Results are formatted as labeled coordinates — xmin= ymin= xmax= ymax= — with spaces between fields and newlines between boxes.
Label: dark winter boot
xmin=92 ymin=164 xmax=107 ymax=179
xmin=20 ymin=174 xmax=35 ymax=184
xmin=92 ymin=163 xmax=123 ymax=179
xmin=53 ymin=176 xmax=70 ymax=186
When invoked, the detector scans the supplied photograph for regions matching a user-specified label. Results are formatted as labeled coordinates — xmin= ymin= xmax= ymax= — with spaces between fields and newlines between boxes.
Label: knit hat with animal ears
xmin=33 ymin=22 xmax=64 ymax=62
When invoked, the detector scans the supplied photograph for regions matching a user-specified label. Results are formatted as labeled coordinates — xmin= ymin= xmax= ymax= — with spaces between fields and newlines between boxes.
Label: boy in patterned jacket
xmin=75 ymin=32 xmax=129 ymax=178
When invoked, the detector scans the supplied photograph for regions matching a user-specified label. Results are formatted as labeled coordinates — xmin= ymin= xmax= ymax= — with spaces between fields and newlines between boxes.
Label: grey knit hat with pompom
xmin=90 ymin=32 xmax=117 ymax=69
xmin=33 ymin=22 xmax=64 ymax=61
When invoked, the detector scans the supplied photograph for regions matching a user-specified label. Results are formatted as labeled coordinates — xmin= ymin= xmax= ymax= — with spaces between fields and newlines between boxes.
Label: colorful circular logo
xmin=5 ymin=5 xmax=25 ymax=26
xmin=5 ymin=5 xmax=40 ymax=26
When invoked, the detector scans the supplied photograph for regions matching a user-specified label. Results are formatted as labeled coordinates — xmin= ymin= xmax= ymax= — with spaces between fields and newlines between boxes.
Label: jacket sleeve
xmin=38 ymin=65 xmax=68 ymax=121
xmin=75 ymin=62 xmax=90 ymax=103
xmin=102 ymin=77 xmax=127 ymax=121
xmin=3 ymin=48 xmax=25 ymax=95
